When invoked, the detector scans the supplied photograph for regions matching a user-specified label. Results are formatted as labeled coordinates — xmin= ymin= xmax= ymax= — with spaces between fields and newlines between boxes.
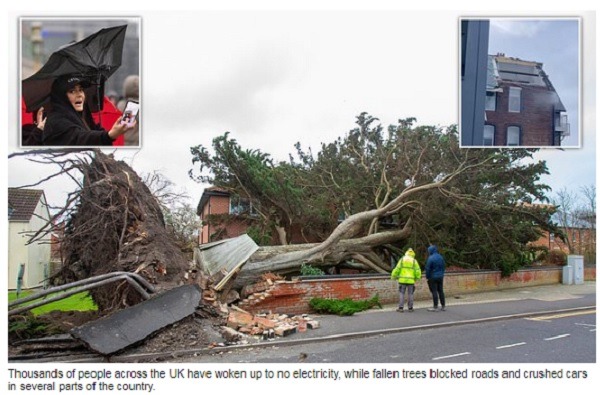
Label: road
xmin=177 ymin=309 xmax=596 ymax=363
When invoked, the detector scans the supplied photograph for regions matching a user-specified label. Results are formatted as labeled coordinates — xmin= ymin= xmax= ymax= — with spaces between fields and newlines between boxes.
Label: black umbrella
xmin=22 ymin=24 xmax=127 ymax=113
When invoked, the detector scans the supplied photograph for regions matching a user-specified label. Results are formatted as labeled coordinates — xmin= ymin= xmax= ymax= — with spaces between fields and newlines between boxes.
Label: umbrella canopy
xmin=22 ymin=24 xmax=127 ymax=113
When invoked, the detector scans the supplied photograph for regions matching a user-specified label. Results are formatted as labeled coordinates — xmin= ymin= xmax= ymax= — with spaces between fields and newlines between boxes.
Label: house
xmin=483 ymin=54 xmax=569 ymax=146
xmin=196 ymin=187 xmax=323 ymax=245
xmin=531 ymin=227 xmax=595 ymax=264
xmin=196 ymin=187 xmax=255 ymax=244
xmin=8 ymin=188 xmax=52 ymax=290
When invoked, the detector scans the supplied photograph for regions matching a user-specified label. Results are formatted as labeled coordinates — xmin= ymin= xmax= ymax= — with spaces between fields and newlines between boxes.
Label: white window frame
xmin=506 ymin=126 xmax=520 ymax=146
xmin=508 ymin=87 xmax=522 ymax=113
xmin=483 ymin=124 xmax=495 ymax=146
xmin=485 ymin=92 xmax=496 ymax=111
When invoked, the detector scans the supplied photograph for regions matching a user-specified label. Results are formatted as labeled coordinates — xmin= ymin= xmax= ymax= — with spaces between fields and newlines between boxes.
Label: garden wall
xmin=238 ymin=266 xmax=596 ymax=315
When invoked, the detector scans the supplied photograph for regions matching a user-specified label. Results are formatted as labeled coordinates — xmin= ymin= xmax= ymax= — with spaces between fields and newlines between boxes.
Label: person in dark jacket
xmin=425 ymin=245 xmax=446 ymax=311
xmin=42 ymin=75 xmax=134 ymax=146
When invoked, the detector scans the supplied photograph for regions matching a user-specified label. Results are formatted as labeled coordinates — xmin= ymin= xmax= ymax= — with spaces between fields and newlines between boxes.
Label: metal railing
xmin=8 ymin=271 xmax=156 ymax=316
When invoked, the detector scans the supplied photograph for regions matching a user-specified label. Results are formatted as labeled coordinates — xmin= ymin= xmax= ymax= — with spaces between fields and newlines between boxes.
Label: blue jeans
xmin=398 ymin=283 xmax=415 ymax=309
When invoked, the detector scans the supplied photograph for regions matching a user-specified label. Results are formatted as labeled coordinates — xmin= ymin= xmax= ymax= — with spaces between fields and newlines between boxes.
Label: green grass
xmin=9 ymin=290 xmax=98 ymax=316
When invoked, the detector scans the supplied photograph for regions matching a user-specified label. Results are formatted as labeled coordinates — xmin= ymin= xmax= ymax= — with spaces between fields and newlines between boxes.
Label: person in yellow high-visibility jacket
xmin=390 ymin=248 xmax=422 ymax=312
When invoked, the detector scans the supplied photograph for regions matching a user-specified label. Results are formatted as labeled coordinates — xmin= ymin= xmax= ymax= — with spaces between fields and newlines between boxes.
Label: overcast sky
xmin=489 ymin=18 xmax=580 ymax=147
xmin=5 ymin=9 xmax=596 ymax=214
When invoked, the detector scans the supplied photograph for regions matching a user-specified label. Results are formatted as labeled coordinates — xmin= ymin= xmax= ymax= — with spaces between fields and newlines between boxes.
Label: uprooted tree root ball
xmin=49 ymin=150 xmax=189 ymax=311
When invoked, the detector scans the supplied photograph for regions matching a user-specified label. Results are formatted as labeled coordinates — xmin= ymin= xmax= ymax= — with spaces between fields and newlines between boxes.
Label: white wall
xmin=8 ymin=195 xmax=52 ymax=290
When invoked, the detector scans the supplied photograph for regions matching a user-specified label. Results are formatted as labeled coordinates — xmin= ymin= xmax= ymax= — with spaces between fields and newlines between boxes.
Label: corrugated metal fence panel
xmin=196 ymin=234 xmax=258 ymax=277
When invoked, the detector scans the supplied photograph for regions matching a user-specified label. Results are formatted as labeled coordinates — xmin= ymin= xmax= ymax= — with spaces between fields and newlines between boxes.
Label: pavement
xmin=105 ymin=281 xmax=596 ymax=362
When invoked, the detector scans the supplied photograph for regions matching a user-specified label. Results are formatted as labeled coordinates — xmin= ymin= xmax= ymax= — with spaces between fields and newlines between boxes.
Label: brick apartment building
xmin=483 ymin=54 xmax=570 ymax=146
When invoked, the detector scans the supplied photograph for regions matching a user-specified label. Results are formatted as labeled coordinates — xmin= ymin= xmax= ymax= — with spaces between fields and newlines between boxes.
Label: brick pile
xmin=225 ymin=306 xmax=320 ymax=341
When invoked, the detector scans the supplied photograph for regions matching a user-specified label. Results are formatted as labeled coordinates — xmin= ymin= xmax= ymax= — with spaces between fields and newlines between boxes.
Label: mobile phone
xmin=121 ymin=100 xmax=139 ymax=125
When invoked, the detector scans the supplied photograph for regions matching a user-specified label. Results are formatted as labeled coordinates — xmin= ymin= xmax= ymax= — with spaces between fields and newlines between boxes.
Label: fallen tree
xmin=232 ymin=163 xmax=467 ymax=288
xmin=193 ymin=114 xmax=559 ymax=287
xmin=11 ymin=149 xmax=189 ymax=311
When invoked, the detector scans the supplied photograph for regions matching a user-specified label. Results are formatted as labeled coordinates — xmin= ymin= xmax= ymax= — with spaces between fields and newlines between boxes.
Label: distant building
xmin=196 ymin=187 xmax=256 ymax=245
xmin=531 ymin=227 xmax=595 ymax=264
xmin=196 ymin=187 xmax=322 ymax=245
xmin=484 ymin=54 xmax=569 ymax=146
xmin=8 ymin=188 xmax=52 ymax=290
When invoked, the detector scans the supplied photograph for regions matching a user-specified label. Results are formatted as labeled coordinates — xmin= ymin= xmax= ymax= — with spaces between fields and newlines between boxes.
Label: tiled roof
xmin=8 ymin=188 xmax=44 ymax=221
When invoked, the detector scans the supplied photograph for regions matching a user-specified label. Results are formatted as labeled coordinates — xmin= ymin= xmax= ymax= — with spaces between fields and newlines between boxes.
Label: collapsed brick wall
xmin=238 ymin=266 xmax=595 ymax=315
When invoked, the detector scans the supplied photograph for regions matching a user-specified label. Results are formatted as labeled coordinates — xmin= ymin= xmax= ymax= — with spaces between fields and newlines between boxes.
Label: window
xmin=485 ymin=92 xmax=496 ymax=111
xmin=483 ymin=124 xmax=495 ymax=146
xmin=506 ymin=126 xmax=520 ymax=146
xmin=229 ymin=196 xmax=256 ymax=215
xmin=508 ymin=87 xmax=521 ymax=112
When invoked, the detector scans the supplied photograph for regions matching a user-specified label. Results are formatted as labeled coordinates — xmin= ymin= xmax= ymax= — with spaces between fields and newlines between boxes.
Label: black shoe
xmin=396 ymin=307 xmax=404 ymax=313
xmin=408 ymin=308 xmax=414 ymax=312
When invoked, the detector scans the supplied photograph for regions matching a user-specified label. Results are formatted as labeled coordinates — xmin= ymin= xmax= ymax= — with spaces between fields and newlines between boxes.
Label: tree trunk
xmin=274 ymin=225 xmax=289 ymax=246
xmin=232 ymin=223 xmax=410 ymax=288
xmin=232 ymin=160 xmax=472 ymax=289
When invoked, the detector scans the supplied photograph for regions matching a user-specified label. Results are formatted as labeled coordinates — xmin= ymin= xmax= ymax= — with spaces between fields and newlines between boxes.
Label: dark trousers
xmin=427 ymin=278 xmax=445 ymax=308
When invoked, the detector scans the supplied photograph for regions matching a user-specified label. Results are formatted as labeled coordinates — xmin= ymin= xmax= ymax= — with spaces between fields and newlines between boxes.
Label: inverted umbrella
xmin=22 ymin=24 xmax=127 ymax=114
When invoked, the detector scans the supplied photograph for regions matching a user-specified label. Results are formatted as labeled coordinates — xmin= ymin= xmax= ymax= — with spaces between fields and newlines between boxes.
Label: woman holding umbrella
xmin=41 ymin=75 xmax=134 ymax=146
xmin=22 ymin=24 xmax=133 ymax=146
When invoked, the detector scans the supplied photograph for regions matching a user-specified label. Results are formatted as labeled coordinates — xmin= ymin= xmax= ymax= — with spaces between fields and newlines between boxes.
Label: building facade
xmin=196 ymin=187 xmax=254 ymax=245
xmin=196 ymin=187 xmax=321 ymax=246
xmin=8 ymin=188 xmax=52 ymax=290
xmin=484 ymin=54 xmax=569 ymax=146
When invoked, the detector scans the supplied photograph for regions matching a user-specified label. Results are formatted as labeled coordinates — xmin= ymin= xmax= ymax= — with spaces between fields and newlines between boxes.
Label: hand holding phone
xmin=121 ymin=100 xmax=139 ymax=126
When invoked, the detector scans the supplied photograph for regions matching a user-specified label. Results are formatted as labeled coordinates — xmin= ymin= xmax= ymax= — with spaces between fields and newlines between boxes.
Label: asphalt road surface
xmin=177 ymin=309 xmax=596 ymax=363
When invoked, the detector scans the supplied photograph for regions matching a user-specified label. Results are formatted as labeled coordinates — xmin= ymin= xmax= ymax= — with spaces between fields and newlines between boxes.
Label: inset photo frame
xmin=20 ymin=17 xmax=142 ymax=148
xmin=459 ymin=17 xmax=580 ymax=148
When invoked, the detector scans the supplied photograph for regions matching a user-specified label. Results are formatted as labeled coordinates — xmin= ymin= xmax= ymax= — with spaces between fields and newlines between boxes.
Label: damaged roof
xmin=487 ymin=54 xmax=567 ymax=111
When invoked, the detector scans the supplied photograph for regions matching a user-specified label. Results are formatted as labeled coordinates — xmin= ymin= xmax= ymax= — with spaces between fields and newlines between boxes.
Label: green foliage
xmin=309 ymin=295 xmax=382 ymax=316
xmin=300 ymin=264 xmax=326 ymax=276
xmin=246 ymin=225 xmax=272 ymax=246
xmin=8 ymin=314 xmax=51 ymax=340
xmin=190 ymin=133 xmax=319 ymax=244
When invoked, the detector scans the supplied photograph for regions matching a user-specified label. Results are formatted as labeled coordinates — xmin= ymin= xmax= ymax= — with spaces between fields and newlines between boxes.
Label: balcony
xmin=555 ymin=112 xmax=570 ymax=137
